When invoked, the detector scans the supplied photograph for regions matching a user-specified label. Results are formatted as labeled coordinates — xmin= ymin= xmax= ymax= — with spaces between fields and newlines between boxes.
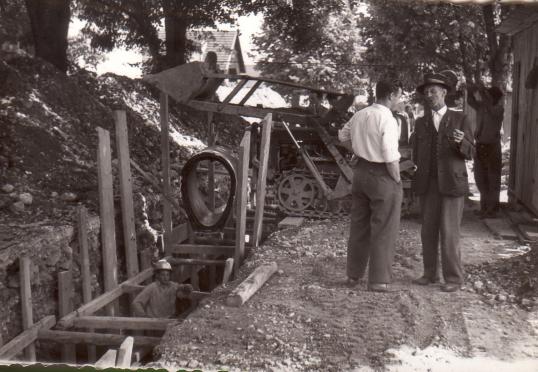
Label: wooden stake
xmin=115 ymin=336 xmax=134 ymax=368
xmin=0 ymin=315 xmax=56 ymax=361
xmin=97 ymin=127 xmax=118 ymax=315
xmin=19 ymin=257 xmax=35 ymax=361
xmin=77 ymin=206 xmax=96 ymax=362
xmin=222 ymin=258 xmax=234 ymax=286
xmin=58 ymin=270 xmax=76 ymax=363
xmin=235 ymin=130 xmax=251 ymax=270
xmin=160 ymin=92 xmax=173 ymax=255
xmin=38 ymin=330 xmax=160 ymax=347
xmin=114 ymin=110 xmax=139 ymax=279
xmin=253 ymin=114 xmax=273 ymax=247
xmin=94 ymin=349 xmax=117 ymax=369
xmin=226 ymin=262 xmax=278 ymax=307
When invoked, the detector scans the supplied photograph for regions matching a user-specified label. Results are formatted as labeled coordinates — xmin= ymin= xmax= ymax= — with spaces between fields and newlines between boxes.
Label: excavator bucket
xmin=143 ymin=62 xmax=222 ymax=103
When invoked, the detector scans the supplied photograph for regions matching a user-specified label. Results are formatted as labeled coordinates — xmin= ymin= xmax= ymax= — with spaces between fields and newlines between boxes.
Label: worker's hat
xmin=154 ymin=259 xmax=172 ymax=271
xmin=416 ymin=71 xmax=454 ymax=94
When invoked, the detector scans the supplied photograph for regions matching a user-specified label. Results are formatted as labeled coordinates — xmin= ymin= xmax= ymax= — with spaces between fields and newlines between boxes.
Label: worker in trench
xmin=133 ymin=259 xmax=193 ymax=318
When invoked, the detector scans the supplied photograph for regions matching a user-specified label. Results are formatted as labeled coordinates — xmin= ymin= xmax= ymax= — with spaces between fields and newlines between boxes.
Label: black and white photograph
xmin=1 ymin=0 xmax=538 ymax=370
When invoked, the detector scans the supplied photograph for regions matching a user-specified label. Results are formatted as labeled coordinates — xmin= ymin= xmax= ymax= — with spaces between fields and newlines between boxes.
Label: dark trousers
xmin=419 ymin=178 xmax=464 ymax=284
xmin=474 ymin=142 xmax=502 ymax=213
xmin=347 ymin=159 xmax=402 ymax=284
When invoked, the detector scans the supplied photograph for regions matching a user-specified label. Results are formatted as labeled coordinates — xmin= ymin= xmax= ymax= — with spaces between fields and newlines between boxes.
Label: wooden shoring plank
xmin=226 ymin=262 xmax=278 ymax=307
xmin=57 ymin=267 xmax=154 ymax=329
xmin=58 ymin=270 xmax=76 ymax=363
xmin=253 ymin=114 xmax=273 ymax=248
xmin=191 ymin=265 xmax=200 ymax=291
xmin=94 ymin=349 xmax=117 ymax=369
xmin=239 ymin=80 xmax=262 ymax=105
xmin=73 ymin=316 xmax=173 ymax=331
xmin=19 ymin=257 xmax=35 ymax=361
xmin=160 ymin=92 xmax=173 ymax=255
xmin=97 ymin=127 xmax=119 ymax=316
xmin=168 ymin=258 xmax=226 ymax=266
xmin=0 ymin=316 xmax=55 ymax=361
xmin=170 ymin=244 xmax=235 ymax=256
xmin=208 ymin=111 xmax=216 ymax=211
xmin=122 ymin=284 xmax=145 ymax=294
xmin=115 ymin=336 xmax=134 ymax=368
xmin=38 ymin=330 xmax=160 ymax=347
xmin=164 ymin=222 xmax=189 ymax=246
xmin=114 ymin=110 xmax=139 ymax=279
xmin=223 ymin=79 xmax=248 ymax=104
xmin=235 ymin=130 xmax=251 ymax=270
xmin=222 ymin=258 xmax=234 ymax=286
xmin=77 ymin=206 xmax=96 ymax=362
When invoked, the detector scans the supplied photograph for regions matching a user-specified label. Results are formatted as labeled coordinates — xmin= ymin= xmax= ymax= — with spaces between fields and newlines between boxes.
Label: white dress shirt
xmin=431 ymin=105 xmax=447 ymax=131
xmin=338 ymin=103 xmax=400 ymax=163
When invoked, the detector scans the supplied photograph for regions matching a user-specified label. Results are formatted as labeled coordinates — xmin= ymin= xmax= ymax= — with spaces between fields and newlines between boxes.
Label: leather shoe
xmin=441 ymin=283 xmax=461 ymax=292
xmin=368 ymin=283 xmax=393 ymax=292
xmin=412 ymin=276 xmax=437 ymax=285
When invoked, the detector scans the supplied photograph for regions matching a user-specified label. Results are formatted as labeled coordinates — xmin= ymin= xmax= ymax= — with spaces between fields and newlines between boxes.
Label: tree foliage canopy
xmin=359 ymin=0 xmax=513 ymax=91
xmin=75 ymin=0 xmax=264 ymax=72
xmin=252 ymin=0 xmax=366 ymax=93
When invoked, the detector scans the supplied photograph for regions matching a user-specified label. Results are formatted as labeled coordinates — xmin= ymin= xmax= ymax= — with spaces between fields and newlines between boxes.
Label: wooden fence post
xmin=160 ymin=93 xmax=173 ymax=256
xmin=19 ymin=257 xmax=35 ymax=361
xmin=114 ymin=110 xmax=139 ymax=279
xmin=253 ymin=114 xmax=273 ymax=247
xmin=235 ymin=130 xmax=251 ymax=271
xmin=58 ymin=270 xmax=76 ymax=363
xmin=77 ymin=206 xmax=96 ymax=362
xmin=97 ymin=127 xmax=118 ymax=315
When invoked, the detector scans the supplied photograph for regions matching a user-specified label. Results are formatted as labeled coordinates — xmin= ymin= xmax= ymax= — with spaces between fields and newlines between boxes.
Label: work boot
xmin=368 ymin=283 xmax=398 ymax=292
xmin=412 ymin=276 xmax=438 ymax=285
xmin=441 ymin=283 xmax=461 ymax=292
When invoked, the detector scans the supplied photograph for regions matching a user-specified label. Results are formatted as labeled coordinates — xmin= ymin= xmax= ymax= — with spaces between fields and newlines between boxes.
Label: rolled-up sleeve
xmin=380 ymin=116 xmax=401 ymax=163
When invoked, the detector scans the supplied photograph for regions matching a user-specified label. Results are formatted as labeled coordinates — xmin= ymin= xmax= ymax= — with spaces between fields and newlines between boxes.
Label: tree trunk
xmin=25 ymin=0 xmax=71 ymax=73
xmin=482 ymin=4 xmax=512 ymax=90
xmin=161 ymin=0 xmax=188 ymax=71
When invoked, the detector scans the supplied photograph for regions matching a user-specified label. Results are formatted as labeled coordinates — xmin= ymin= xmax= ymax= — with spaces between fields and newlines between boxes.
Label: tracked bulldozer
xmin=144 ymin=62 xmax=416 ymax=223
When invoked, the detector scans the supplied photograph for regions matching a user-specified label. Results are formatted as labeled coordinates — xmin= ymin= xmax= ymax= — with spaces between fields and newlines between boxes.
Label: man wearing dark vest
xmin=412 ymin=72 xmax=474 ymax=292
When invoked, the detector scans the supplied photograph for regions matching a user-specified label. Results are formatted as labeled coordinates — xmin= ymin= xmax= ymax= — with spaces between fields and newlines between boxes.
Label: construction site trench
xmin=1 ymin=52 xmax=538 ymax=371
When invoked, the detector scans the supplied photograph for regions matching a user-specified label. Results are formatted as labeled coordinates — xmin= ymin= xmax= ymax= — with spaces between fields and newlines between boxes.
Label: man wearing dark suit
xmin=412 ymin=73 xmax=474 ymax=292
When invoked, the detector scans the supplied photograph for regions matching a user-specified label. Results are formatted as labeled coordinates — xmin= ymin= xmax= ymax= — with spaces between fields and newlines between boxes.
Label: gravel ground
xmin=151 ymin=208 xmax=538 ymax=371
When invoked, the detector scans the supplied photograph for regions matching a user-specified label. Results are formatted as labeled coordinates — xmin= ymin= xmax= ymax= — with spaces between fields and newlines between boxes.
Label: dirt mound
xmin=0 ymin=51 xmax=247 ymax=227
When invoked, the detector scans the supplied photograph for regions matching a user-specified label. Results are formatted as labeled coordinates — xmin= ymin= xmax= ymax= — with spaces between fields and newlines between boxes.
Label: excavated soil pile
xmin=0 ymin=50 xmax=247 ymax=347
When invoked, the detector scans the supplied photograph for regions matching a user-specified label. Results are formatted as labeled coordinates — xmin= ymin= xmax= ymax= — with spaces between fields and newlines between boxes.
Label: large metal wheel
xmin=277 ymin=173 xmax=316 ymax=213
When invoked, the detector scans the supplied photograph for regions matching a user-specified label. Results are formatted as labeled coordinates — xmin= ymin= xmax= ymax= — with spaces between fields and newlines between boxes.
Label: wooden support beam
xmin=94 ymin=349 xmax=117 ymax=369
xmin=19 ymin=257 xmax=35 ymax=361
xmin=160 ymin=92 xmax=173 ymax=255
xmin=38 ymin=330 xmax=160 ymax=347
xmin=208 ymin=112 xmax=216 ymax=212
xmin=170 ymin=244 xmax=235 ymax=256
xmin=253 ymin=114 xmax=273 ymax=248
xmin=164 ymin=223 xmax=189 ymax=246
xmin=77 ymin=206 xmax=96 ymax=362
xmin=223 ymin=79 xmax=248 ymax=104
xmin=239 ymin=80 xmax=262 ymax=105
xmin=57 ymin=267 xmax=154 ymax=329
xmin=222 ymin=258 xmax=234 ymax=286
xmin=235 ymin=130 xmax=251 ymax=270
xmin=226 ymin=262 xmax=278 ymax=307
xmin=97 ymin=127 xmax=119 ymax=316
xmin=114 ymin=110 xmax=139 ymax=279
xmin=73 ymin=316 xmax=173 ymax=331
xmin=58 ymin=270 xmax=76 ymax=363
xmin=0 ymin=316 xmax=55 ymax=361
xmin=168 ymin=258 xmax=226 ymax=266
xmin=116 ymin=336 xmax=134 ymax=368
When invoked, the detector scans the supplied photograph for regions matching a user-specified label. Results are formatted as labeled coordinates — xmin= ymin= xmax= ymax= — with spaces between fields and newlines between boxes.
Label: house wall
xmin=510 ymin=21 xmax=538 ymax=215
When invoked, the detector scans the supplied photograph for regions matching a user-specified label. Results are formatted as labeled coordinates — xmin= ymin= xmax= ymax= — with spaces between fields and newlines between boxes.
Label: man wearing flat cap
xmin=412 ymin=72 xmax=474 ymax=292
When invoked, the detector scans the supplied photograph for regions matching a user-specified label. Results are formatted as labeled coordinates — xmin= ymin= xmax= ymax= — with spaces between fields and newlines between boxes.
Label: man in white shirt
xmin=338 ymin=79 xmax=403 ymax=292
